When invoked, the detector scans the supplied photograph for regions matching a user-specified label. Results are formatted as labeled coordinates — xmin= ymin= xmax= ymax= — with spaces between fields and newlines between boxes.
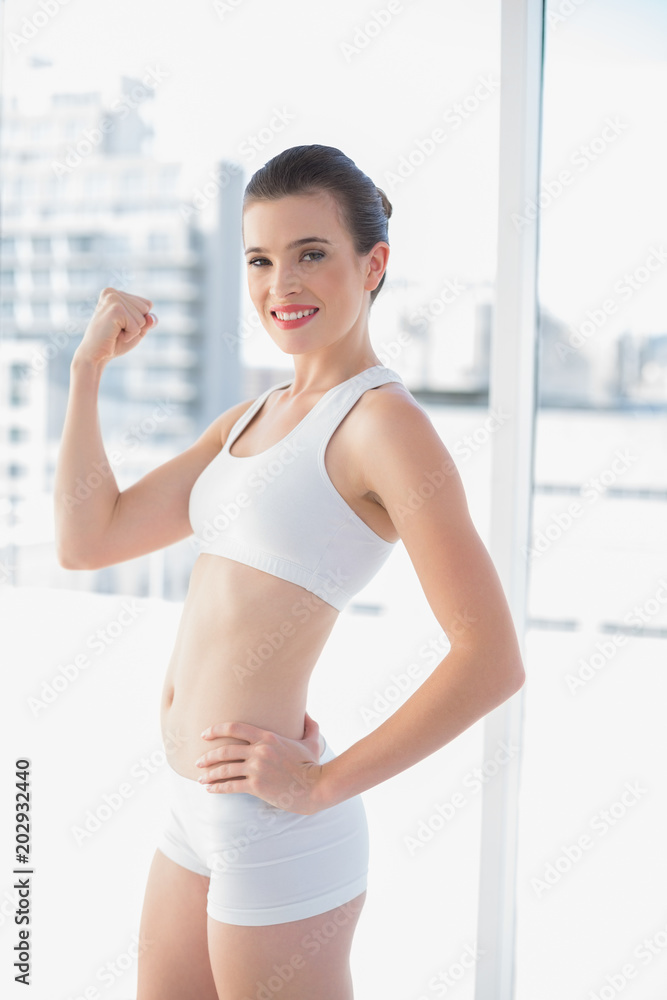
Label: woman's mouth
xmin=271 ymin=307 xmax=319 ymax=330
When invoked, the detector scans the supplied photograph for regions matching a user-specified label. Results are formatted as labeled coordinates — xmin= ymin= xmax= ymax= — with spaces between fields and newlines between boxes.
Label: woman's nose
xmin=269 ymin=262 xmax=301 ymax=298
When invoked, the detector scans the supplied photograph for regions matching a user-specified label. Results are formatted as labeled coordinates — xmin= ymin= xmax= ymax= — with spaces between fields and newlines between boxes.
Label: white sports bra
xmin=188 ymin=364 xmax=405 ymax=611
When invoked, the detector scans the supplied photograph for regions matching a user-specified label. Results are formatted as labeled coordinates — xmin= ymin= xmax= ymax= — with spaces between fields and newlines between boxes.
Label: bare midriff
xmin=160 ymin=380 xmax=402 ymax=782
xmin=159 ymin=553 xmax=339 ymax=781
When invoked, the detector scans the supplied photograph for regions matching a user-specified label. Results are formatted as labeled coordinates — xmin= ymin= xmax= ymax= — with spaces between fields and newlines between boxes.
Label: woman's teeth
xmin=274 ymin=308 xmax=317 ymax=320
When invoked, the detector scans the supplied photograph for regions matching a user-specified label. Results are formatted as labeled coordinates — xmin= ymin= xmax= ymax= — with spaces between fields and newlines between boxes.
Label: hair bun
xmin=376 ymin=186 xmax=393 ymax=220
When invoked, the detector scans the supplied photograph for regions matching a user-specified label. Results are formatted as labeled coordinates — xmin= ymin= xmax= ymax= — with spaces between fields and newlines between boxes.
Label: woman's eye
xmin=247 ymin=251 xmax=324 ymax=268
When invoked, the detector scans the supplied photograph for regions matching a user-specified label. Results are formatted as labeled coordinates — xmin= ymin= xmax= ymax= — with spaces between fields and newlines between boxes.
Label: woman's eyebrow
xmin=244 ymin=237 xmax=334 ymax=255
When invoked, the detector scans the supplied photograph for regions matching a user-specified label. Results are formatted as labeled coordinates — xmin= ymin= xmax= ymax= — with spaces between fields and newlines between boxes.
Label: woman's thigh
xmin=207 ymin=890 xmax=367 ymax=1000
xmin=136 ymin=848 xmax=220 ymax=1000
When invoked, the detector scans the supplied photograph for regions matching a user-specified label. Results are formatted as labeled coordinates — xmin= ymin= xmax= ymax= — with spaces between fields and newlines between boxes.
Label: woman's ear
xmin=365 ymin=242 xmax=390 ymax=291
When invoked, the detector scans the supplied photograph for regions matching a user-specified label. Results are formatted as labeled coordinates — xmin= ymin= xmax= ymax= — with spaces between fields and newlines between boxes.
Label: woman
xmin=54 ymin=144 xmax=525 ymax=999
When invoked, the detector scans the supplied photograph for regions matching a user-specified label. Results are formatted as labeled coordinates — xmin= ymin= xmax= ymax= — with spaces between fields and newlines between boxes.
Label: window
xmin=1 ymin=235 xmax=16 ymax=256
xmin=68 ymin=235 xmax=95 ymax=253
xmin=67 ymin=299 xmax=96 ymax=321
xmin=32 ymin=269 xmax=51 ymax=287
xmin=83 ymin=173 xmax=108 ymax=198
xmin=104 ymin=234 xmax=130 ymax=254
xmin=147 ymin=267 xmax=185 ymax=283
xmin=158 ymin=167 xmax=179 ymax=195
xmin=9 ymin=364 xmax=30 ymax=405
xmin=121 ymin=171 xmax=143 ymax=196
xmin=514 ymin=4 xmax=667 ymax=997
xmin=67 ymin=268 xmax=99 ymax=288
xmin=148 ymin=232 xmax=171 ymax=252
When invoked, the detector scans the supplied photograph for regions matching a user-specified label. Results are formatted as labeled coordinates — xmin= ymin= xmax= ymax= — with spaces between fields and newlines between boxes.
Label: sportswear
xmin=188 ymin=364 xmax=404 ymax=611
xmin=157 ymin=734 xmax=369 ymax=925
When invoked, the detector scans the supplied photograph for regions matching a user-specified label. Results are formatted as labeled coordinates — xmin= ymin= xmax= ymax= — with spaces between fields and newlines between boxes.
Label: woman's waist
xmin=166 ymin=633 xmax=320 ymax=702
xmin=161 ymin=679 xmax=313 ymax=781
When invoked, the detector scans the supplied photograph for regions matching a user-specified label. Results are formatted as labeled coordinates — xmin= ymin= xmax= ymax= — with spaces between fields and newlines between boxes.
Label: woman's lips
xmin=271 ymin=308 xmax=319 ymax=330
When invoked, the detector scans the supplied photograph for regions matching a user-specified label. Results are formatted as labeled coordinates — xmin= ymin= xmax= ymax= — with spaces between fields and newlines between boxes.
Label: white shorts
xmin=156 ymin=735 xmax=369 ymax=925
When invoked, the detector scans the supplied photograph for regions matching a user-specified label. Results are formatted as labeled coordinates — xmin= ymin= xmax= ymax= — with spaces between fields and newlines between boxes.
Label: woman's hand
xmin=73 ymin=287 xmax=157 ymax=367
xmin=195 ymin=711 xmax=326 ymax=815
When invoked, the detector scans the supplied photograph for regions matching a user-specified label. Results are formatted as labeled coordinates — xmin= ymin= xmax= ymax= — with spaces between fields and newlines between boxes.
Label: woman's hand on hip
xmin=194 ymin=711 xmax=326 ymax=815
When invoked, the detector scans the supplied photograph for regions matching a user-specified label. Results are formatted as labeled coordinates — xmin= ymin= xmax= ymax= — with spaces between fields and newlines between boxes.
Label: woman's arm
xmin=314 ymin=388 xmax=525 ymax=809
xmin=195 ymin=386 xmax=525 ymax=814
xmin=54 ymin=288 xmax=156 ymax=568
xmin=54 ymin=354 xmax=120 ymax=568
xmin=54 ymin=290 xmax=256 ymax=570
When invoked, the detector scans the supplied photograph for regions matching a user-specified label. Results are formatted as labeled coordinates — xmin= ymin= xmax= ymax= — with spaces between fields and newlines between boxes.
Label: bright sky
xmin=1 ymin=0 xmax=665 ymax=351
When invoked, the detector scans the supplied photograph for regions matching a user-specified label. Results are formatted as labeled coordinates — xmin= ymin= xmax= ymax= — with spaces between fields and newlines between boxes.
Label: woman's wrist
xmin=314 ymin=758 xmax=349 ymax=811
xmin=71 ymin=350 xmax=107 ymax=376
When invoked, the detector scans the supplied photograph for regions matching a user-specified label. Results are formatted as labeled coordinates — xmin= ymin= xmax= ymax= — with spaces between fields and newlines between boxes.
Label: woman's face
xmin=242 ymin=190 xmax=388 ymax=356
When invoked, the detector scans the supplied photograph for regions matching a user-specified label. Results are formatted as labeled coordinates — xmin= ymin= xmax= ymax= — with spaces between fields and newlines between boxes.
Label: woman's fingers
xmin=75 ymin=286 xmax=156 ymax=365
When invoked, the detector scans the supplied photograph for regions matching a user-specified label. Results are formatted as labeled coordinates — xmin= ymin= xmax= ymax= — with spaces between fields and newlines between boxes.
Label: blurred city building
xmin=1 ymin=70 xmax=663 ymax=607
xmin=0 ymin=74 xmax=243 ymax=597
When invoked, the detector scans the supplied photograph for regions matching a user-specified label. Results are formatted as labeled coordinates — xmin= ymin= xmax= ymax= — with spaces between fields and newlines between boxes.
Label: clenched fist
xmin=74 ymin=288 xmax=158 ymax=367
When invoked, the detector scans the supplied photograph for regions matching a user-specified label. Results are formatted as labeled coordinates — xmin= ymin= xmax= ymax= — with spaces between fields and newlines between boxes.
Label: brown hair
xmin=243 ymin=144 xmax=392 ymax=307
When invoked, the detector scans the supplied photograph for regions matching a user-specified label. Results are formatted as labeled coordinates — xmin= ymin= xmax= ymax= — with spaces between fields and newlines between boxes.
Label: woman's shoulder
xmin=355 ymin=377 xmax=456 ymax=469
xmin=361 ymin=376 xmax=429 ymax=427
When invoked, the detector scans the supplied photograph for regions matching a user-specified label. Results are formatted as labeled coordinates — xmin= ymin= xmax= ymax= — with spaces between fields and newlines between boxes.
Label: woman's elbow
xmin=503 ymin=661 xmax=526 ymax=697
xmin=56 ymin=545 xmax=84 ymax=570
xmin=55 ymin=542 xmax=97 ymax=571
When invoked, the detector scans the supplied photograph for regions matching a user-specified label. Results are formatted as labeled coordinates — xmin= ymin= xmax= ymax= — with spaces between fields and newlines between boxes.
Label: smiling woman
xmin=54 ymin=143 xmax=523 ymax=1000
